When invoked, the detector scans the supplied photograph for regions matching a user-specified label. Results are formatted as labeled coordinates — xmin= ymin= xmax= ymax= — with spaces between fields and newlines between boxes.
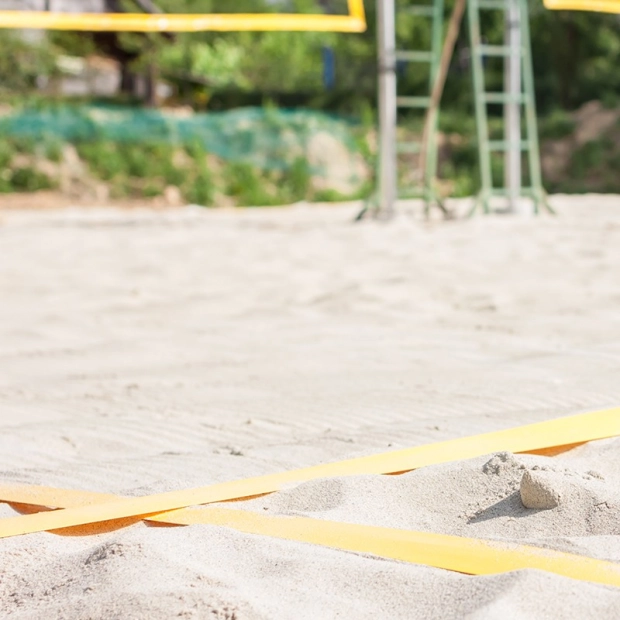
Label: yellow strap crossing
xmin=2 ymin=484 xmax=620 ymax=588
xmin=0 ymin=407 xmax=618 ymax=539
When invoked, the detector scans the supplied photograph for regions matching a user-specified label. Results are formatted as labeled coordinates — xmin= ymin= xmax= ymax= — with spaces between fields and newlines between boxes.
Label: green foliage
xmin=0 ymin=32 xmax=58 ymax=93
xmin=105 ymin=0 xmax=373 ymax=100
xmin=48 ymin=31 xmax=97 ymax=58
xmin=282 ymin=156 xmax=312 ymax=202
xmin=184 ymin=167 xmax=215 ymax=206
xmin=439 ymin=112 xmax=476 ymax=137
xmin=222 ymin=153 xmax=323 ymax=206
xmin=569 ymin=140 xmax=609 ymax=179
xmin=77 ymin=141 xmax=126 ymax=180
xmin=548 ymin=129 xmax=620 ymax=194
xmin=7 ymin=167 xmax=57 ymax=192
xmin=449 ymin=173 xmax=477 ymax=199
xmin=142 ymin=181 xmax=165 ymax=198
xmin=313 ymin=180 xmax=373 ymax=203
xmin=438 ymin=123 xmax=480 ymax=199
xmin=181 ymin=140 xmax=215 ymax=205
xmin=529 ymin=4 xmax=620 ymax=111
xmin=158 ymin=38 xmax=248 ymax=89
xmin=77 ymin=141 xmax=183 ymax=185
xmin=0 ymin=138 xmax=58 ymax=193
xmin=0 ymin=141 xmax=13 ymax=169
xmin=539 ymin=109 xmax=576 ymax=140
xmin=4 ymin=0 xmax=620 ymax=122
xmin=241 ymin=30 xmax=335 ymax=93
xmin=76 ymin=138 xmax=217 ymax=203
xmin=8 ymin=136 xmax=38 ymax=155
xmin=225 ymin=162 xmax=280 ymax=206
xmin=313 ymin=188 xmax=346 ymax=203
xmin=44 ymin=138 xmax=64 ymax=163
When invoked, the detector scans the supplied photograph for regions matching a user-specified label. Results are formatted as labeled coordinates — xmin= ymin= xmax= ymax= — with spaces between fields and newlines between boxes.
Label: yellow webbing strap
xmin=159 ymin=508 xmax=620 ymax=588
xmin=1 ymin=485 xmax=620 ymax=588
xmin=0 ymin=407 xmax=618 ymax=539
xmin=544 ymin=0 xmax=620 ymax=14
xmin=0 ymin=3 xmax=367 ymax=33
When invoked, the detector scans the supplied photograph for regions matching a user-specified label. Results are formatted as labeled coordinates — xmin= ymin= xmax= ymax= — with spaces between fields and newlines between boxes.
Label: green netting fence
xmin=0 ymin=104 xmax=361 ymax=171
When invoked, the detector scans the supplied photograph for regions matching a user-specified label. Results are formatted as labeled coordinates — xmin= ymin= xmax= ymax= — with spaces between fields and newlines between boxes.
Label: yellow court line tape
xmin=1 ymin=486 xmax=620 ymax=589
xmin=0 ymin=407 xmax=618 ymax=539
xmin=0 ymin=9 xmax=367 ymax=32
xmin=544 ymin=0 xmax=620 ymax=13
xmin=158 ymin=508 xmax=620 ymax=589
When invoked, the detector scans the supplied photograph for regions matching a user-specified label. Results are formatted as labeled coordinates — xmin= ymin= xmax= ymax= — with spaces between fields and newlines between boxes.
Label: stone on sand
xmin=520 ymin=469 xmax=562 ymax=510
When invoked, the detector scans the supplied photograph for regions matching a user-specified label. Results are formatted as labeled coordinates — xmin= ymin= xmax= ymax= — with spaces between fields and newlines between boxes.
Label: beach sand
xmin=0 ymin=196 xmax=619 ymax=618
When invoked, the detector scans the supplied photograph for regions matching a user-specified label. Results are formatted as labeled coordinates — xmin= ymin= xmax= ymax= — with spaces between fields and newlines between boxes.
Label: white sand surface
xmin=0 ymin=196 xmax=619 ymax=618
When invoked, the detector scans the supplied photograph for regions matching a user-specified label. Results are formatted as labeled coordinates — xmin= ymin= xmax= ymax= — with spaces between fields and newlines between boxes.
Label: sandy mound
xmin=243 ymin=440 xmax=620 ymax=545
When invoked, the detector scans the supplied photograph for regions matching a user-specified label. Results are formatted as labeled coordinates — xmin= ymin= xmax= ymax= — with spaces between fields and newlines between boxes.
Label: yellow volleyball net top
xmin=544 ymin=0 xmax=620 ymax=13
xmin=0 ymin=0 xmax=366 ymax=33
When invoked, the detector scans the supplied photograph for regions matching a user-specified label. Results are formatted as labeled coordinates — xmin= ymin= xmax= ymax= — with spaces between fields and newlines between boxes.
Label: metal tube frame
xmin=377 ymin=0 xmax=397 ymax=217
xmin=505 ymin=0 xmax=522 ymax=213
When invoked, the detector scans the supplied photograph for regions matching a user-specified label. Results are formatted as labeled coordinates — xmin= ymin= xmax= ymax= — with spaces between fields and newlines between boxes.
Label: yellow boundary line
xmin=156 ymin=508 xmax=620 ymax=588
xmin=0 ymin=3 xmax=367 ymax=32
xmin=544 ymin=0 xmax=620 ymax=13
xmin=0 ymin=407 xmax=618 ymax=539
xmin=2 ymin=485 xmax=620 ymax=588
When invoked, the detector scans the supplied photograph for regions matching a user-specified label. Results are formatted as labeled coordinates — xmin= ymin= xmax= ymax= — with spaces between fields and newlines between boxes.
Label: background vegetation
xmin=1 ymin=0 xmax=620 ymax=204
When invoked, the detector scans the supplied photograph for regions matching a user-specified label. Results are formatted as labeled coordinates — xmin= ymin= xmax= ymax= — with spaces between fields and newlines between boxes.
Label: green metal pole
xmin=468 ymin=0 xmax=492 ymax=214
xmin=423 ymin=0 xmax=444 ymax=211
xmin=519 ymin=0 xmax=553 ymax=214
xmin=505 ymin=0 xmax=522 ymax=213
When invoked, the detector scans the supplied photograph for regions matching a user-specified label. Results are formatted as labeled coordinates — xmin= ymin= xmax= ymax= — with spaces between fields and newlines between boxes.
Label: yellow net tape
xmin=2 ymin=485 xmax=620 ymax=588
xmin=544 ymin=0 xmax=620 ymax=13
xmin=157 ymin=508 xmax=620 ymax=588
xmin=0 ymin=0 xmax=366 ymax=32
xmin=0 ymin=407 xmax=618 ymax=539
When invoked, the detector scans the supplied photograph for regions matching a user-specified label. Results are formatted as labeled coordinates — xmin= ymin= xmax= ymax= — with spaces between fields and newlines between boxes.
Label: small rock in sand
xmin=482 ymin=452 xmax=524 ymax=476
xmin=520 ymin=469 xmax=562 ymax=510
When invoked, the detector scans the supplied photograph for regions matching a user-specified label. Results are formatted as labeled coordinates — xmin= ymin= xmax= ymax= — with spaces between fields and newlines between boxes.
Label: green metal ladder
xmin=467 ymin=0 xmax=553 ymax=214
xmin=395 ymin=0 xmax=445 ymax=215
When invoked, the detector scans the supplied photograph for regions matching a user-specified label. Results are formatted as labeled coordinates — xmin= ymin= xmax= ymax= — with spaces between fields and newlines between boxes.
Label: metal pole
xmin=505 ymin=0 xmax=522 ymax=213
xmin=469 ymin=0 xmax=492 ymax=213
xmin=377 ymin=0 xmax=397 ymax=216
xmin=520 ymin=0 xmax=550 ymax=214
